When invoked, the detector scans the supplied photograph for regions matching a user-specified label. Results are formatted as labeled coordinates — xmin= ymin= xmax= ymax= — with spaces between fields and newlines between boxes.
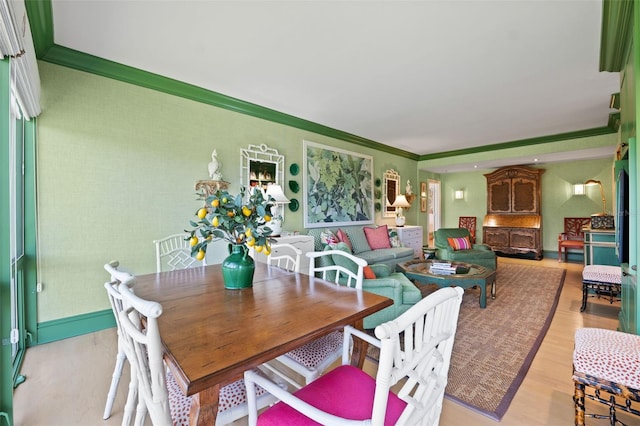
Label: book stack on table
xmin=429 ymin=261 xmax=458 ymax=275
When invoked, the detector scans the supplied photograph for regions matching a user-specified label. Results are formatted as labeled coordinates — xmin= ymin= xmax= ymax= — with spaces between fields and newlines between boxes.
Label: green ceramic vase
xmin=222 ymin=244 xmax=255 ymax=289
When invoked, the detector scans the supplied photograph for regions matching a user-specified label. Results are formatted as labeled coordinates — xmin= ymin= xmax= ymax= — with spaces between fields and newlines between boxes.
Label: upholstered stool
xmin=581 ymin=265 xmax=622 ymax=312
xmin=573 ymin=328 xmax=640 ymax=425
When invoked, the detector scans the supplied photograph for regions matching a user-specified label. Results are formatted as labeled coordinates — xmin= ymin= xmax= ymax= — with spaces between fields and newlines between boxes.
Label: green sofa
xmin=434 ymin=228 xmax=497 ymax=270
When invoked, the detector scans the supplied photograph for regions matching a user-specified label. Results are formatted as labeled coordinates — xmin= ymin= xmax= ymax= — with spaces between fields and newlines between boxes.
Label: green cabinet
xmin=620 ymin=263 xmax=637 ymax=334
xmin=583 ymin=229 xmax=619 ymax=266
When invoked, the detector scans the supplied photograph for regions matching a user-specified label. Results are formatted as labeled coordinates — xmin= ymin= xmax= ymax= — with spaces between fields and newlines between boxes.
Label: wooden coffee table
xmin=397 ymin=260 xmax=496 ymax=308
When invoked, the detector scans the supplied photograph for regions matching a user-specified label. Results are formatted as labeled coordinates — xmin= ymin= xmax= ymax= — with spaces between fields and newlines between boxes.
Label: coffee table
xmin=397 ymin=259 xmax=496 ymax=308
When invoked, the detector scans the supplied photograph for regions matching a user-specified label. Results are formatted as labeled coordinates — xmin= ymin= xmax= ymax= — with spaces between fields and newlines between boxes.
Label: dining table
xmin=133 ymin=262 xmax=393 ymax=425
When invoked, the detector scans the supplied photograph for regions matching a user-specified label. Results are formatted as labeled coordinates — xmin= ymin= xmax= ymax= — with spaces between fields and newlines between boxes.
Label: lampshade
xmin=265 ymin=184 xmax=290 ymax=204
xmin=391 ymin=195 xmax=411 ymax=208
xmin=584 ymin=179 xmax=607 ymax=215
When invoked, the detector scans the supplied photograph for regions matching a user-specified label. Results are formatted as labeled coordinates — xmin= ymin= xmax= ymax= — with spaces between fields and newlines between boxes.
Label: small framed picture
xmin=420 ymin=197 xmax=427 ymax=212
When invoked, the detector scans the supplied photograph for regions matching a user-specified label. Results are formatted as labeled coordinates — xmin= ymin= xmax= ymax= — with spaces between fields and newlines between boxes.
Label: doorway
xmin=427 ymin=179 xmax=441 ymax=247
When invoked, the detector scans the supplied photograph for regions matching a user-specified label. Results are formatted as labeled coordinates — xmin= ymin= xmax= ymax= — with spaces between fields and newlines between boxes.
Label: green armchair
xmin=434 ymin=228 xmax=497 ymax=270
xmin=308 ymin=245 xmax=422 ymax=329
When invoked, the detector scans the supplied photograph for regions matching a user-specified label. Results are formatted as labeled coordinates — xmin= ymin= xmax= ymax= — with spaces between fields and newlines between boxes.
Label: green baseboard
xmin=35 ymin=309 xmax=116 ymax=345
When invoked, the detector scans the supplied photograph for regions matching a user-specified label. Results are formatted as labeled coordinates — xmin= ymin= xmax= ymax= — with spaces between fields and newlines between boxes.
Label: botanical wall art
xmin=303 ymin=140 xmax=374 ymax=228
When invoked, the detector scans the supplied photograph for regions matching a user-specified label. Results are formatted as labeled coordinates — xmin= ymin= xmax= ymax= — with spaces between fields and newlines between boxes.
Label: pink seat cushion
xmin=573 ymin=328 xmax=640 ymax=389
xmin=258 ymin=365 xmax=407 ymax=425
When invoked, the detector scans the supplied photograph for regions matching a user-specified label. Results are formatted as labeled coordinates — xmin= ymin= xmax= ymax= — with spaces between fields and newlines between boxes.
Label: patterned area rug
xmin=367 ymin=263 xmax=566 ymax=421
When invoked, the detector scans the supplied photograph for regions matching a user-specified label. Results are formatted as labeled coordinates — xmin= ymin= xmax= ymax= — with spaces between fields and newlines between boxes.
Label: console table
xmin=584 ymin=228 xmax=619 ymax=266
xmin=390 ymin=225 xmax=423 ymax=259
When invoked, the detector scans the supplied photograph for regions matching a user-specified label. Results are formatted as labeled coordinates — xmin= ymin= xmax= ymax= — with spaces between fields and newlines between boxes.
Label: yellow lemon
xmin=254 ymin=245 xmax=263 ymax=253
xmin=211 ymin=199 xmax=220 ymax=208
xmin=197 ymin=208 xmax=207 ymax=219
xmin=246 ymin=237 xmax=255 ymax=247
xmin=212 ymin=216 xmax=219 ymax=227
xmin=222 ymin=197 xmax=228 ymax=204
xmin=227 ymin=210 xmax=235 ymax=217
xmin=189 ymin=236 xmax=198 ymax=247
xmin=263 ymin=247 xmax=271 ymax=256
xmin=264 ymin=215 xmax=271 ymax=222
xmin=196 ymin=249 xmax=205 ymax=261
xmin=245 ymin=228 xmax=252 ymax=238
xmin=242 ymin=206 xmax=252 ymax=217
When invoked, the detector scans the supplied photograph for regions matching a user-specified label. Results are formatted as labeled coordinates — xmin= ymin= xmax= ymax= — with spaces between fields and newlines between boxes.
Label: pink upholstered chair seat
xmin=257 ymin=365 xmax=407 ymax=425
xmin=573 ymin=328 xmax=640 ymax=389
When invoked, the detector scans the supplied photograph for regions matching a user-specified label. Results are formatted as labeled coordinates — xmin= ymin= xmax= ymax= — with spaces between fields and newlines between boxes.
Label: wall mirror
xmin=384 ymin=169 xmax=400 ymax=217
xmin=240 ymin=144 xmax=284 ymax=193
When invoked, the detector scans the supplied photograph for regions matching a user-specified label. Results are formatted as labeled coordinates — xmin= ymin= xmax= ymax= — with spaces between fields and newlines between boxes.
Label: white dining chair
xmin=153 ymin=233 xmax=206 ymax=272
xmin=102 ymin=261 xmax=139 ymax=422
xmin=260 ymin=249 xmax=363 ymax=389
xmin=115 ymin=278 xmax=282 ymax=425
xmin=245 ymin=286 xmax=465 ymax=426
xmin=266 ymin=243 xmax=302 ymax=272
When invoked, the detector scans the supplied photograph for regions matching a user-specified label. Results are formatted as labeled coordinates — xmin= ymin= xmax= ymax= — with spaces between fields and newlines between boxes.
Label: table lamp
xmin=584 ymin=179 xmax=607 ymax=216
xmin=391 ymin=194 xmax=411 ymax=227
xmin=265 ymin=184 xmax=290 ymax=236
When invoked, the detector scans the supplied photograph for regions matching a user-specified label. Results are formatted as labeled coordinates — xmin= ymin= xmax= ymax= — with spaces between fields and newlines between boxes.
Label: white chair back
xmin=267 ymin=243 xmax=302 ymax=272
xmin=369 ymin=286 xmax=464 ymax=425
xmin=306 ymin=250 xmax=367 ymax=289
xmin=118 ymin=282 xmax=172 ymax=425
xmin=245 ymin=286 xmax=464 ymax=426
xmin=153 ymin=233 xmax=205 ymax=272
xmin=102 ymin=261 xmax=139 ymax=422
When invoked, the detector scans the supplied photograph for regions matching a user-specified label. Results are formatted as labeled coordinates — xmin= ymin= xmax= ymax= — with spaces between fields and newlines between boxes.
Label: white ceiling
xmin=50 ymin=0 xmax=620 ymax=164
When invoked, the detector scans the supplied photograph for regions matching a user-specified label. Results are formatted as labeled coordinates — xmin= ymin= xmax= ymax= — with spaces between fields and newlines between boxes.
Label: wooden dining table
xmin=133 ymin=262 xmax=393 ymax=425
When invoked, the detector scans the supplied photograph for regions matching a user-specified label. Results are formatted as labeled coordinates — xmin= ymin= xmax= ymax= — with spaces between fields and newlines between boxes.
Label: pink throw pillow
xmin=363 ymin=225 xmax=391 ymax=250
xmin=336 ymin=229 xmax=353 ymax=252
xmin=447 ymin=236 xmax=471 ymax=251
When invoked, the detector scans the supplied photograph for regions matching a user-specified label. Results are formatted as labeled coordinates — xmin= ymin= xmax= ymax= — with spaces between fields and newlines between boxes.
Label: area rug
xmin=367 ymin=263 xmax=566 ymax=421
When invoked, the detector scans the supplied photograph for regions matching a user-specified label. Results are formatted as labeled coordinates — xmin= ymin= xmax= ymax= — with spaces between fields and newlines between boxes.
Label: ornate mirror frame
xmin=240 ymin=144 xmax=284 ymax=193
xmin=383 ymin=169 xmax=400 ymax=218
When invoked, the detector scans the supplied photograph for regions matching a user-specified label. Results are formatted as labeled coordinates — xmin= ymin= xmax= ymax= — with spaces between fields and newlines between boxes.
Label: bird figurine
xmin=208 ymin=149 xmax=223 ymax=180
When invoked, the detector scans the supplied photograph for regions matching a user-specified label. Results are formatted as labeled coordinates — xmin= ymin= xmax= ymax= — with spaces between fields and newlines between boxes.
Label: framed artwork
xmin=420 ymin=181 xmax=427 ymax=212
xmin=303 ymin=140 xmax=374 ymax=228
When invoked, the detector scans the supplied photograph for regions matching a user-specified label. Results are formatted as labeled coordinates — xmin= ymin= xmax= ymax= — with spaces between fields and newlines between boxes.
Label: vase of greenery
xmin=187 ymin=187 xmax=275 ymax=289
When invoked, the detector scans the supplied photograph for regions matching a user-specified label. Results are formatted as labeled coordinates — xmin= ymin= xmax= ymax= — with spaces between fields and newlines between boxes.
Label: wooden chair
xmin=116 ymin=279 xmax=282 ymax=425
xmin=102 ymin=261 xmax=139 ymax=422
xmin=261 ymin=247 xmax=344 ymax=389
xmin=153 ymin=233 xmax=206 ymax=272
xmin=266 ymin=243 xmax=302 ymax=272
xmin=558 ymin=217 xmax=591 ymax=262
xmin=244 ymin=286 xmax=464 ymax=425
xmin=458 ymin=216 xmax=477 ymax=244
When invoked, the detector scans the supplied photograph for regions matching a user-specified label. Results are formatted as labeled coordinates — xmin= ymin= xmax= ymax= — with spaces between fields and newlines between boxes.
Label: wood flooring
xmin=13 ymin=257 xmax=636 ymax=425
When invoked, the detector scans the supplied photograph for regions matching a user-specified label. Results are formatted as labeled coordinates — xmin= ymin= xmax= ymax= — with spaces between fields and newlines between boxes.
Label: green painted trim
xmin=36 ymin=309 xmax=115 ymax=345
xmin=600 ymin=0 xmax=635 ymax=72
xmin=0 ymin=58 xmax=13 ymax=423
xmin=24 ymin=0 xmax=53 ymax=58
xmin=418 ymin=127 xmax=617 ymax=161
xmin=23 ymin=120 xmax=38 ymax=347
xmin=609 ymin=112 xmax=622 ymax=131
xmin=40 ymin=45 xmax=419 ymax=160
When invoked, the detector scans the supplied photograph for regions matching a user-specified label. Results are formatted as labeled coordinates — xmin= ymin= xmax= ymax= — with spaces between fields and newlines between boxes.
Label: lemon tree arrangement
xmin=187 ymin=187 xmax=275 ymax=289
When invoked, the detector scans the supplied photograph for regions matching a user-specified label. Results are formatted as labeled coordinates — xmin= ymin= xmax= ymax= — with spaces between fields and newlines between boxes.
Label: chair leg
xmin=574 ymin=381 xmax=585 ymax=426
xmin=580 ymin=282 xmax=588 ymax=312
xmin=103 ymin=348 xmax=127 ymax=419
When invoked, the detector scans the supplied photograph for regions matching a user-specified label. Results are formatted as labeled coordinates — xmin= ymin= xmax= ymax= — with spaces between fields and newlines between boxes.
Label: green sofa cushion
xmin=344 ymin=227 xmax=371 ymax=254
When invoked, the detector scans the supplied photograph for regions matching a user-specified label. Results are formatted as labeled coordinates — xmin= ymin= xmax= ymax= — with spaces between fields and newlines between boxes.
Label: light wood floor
xmin=13 ymin=257 xmax=634 ymax=425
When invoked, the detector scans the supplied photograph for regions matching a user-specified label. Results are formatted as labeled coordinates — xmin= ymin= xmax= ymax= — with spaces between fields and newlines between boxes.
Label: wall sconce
xmin=584 ymin=179 xmax=606 ymax=216
xmin=391 ymin=195 xmax=411 ymax=227
xmin=454 ymin=190 xmax=465 ymax=200
xmin=572 ymin=183 xmax=585 ymax=195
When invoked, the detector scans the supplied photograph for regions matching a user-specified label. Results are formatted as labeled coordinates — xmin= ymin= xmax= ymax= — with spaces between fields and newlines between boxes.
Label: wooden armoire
xmin=482 ymin=165 xmax=544 ymax=259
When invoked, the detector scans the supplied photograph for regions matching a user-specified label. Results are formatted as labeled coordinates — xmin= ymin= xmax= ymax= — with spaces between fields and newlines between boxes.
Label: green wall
xmin=36 ymin=62 xmax=418 ymax=324
xmin=437 ymin=158 xmax=615 ymax=252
